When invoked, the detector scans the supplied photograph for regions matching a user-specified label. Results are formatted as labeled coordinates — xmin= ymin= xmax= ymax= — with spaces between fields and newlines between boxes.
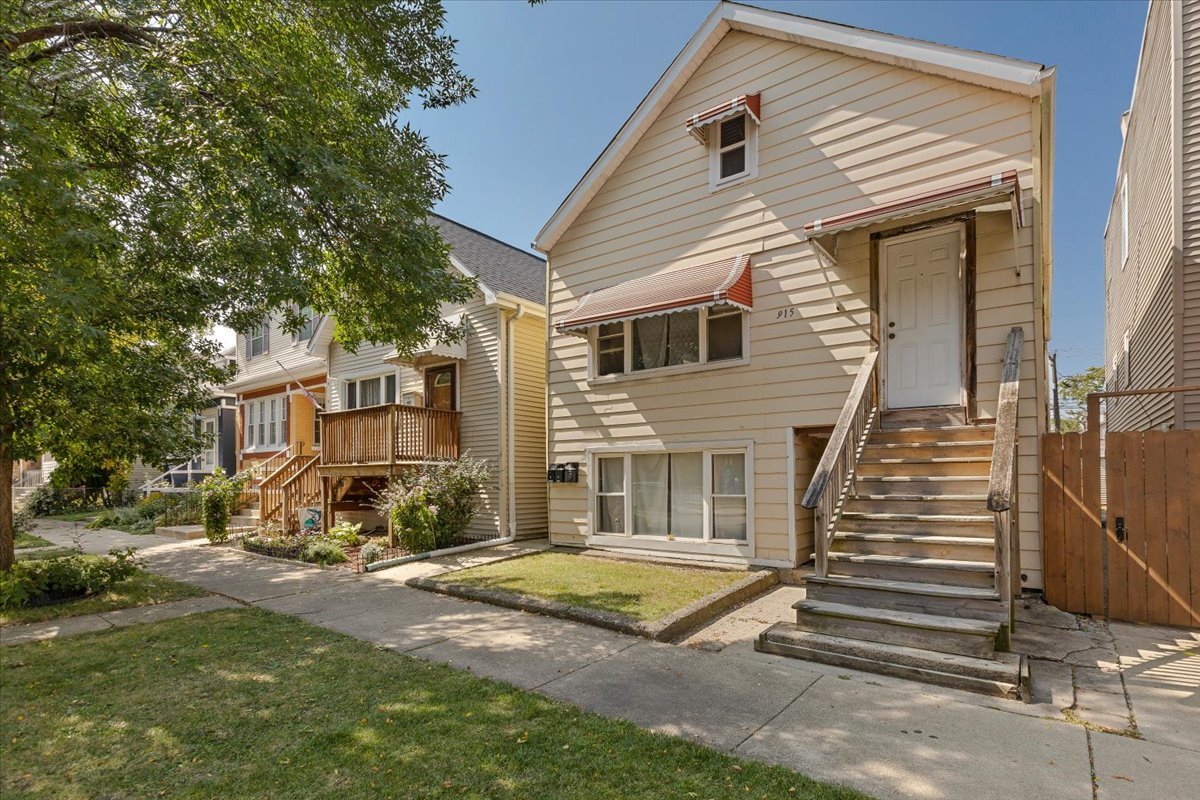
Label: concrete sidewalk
xmin=30 ymin=520 xmax=1199 ymax=800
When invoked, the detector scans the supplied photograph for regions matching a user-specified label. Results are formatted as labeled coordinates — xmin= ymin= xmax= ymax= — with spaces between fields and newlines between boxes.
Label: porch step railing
xmin=280 ymin=454 xmax=322 ymax=532
xmin=802 ymin=350 xmax=879 ymax=576
xmin=987 ymin=327 xmax=1024 ymax=629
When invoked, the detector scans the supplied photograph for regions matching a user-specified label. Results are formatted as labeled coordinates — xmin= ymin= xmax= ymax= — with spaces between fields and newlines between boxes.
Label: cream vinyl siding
xmin=232 ymin=312 xmax=326 ymax=391
xmin=1104 ymin=0 xmax=1177 ymax=431
xmin=1183 ymin=0 xmax=1200 ymax=427
xmin=512 ymin=311 xmax=549 ymax=537
xmin=324 ymin=295 xmax=504 ymax=539
xmin=546 ymin=30 xmax=1048 ymax=583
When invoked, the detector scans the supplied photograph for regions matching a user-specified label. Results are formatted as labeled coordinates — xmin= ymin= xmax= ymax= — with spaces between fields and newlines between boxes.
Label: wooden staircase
xmin=758 ymin=330 xmax=1028 ymax=699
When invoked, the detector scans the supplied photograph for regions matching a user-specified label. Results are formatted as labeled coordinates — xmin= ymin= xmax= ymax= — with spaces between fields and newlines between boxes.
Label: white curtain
xmin=670 ymin=452 xmax=703 ymax=538
xmin=632 ymin=454 xmax=668 ymax=536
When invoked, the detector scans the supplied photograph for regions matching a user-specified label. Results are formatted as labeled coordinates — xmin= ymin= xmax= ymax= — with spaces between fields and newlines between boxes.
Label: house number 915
xmin=775 ymin=307 xmax=798 ymax=320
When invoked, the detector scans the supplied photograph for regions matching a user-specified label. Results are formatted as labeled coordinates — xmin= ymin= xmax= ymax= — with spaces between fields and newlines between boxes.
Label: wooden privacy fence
xmin=1041 ymin=386 xmax=1200 ymax=628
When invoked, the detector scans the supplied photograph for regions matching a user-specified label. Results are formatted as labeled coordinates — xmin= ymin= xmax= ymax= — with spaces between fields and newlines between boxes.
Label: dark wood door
xmin=425 ymin=365 xmax=457 ymax=411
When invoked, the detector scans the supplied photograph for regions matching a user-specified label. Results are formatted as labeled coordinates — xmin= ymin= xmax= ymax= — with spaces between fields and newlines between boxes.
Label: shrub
xmin=24 ymin=484 xmax=103 ymax=517
xmin=198 ymin=468 xmax=247 ymax=544
xmin=0 ymin=549 xmax=142 ymax=609
xmin=301 ymin=539 xmax=348 ymax=566
xmin=326 ymin=521 xmax=363 ymax=548
xmin=359 ymin=541 xmax=385 ymax=566
xmin=12 ymin=506 xmax=35 ymax=536
xmin=374 ymin=454 xmax=491 ymax=553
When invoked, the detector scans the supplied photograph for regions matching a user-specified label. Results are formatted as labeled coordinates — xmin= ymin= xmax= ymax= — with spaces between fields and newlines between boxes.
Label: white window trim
xmin=1120 ymin=174 xmax=1129 ymax=268
xmin=708 ymin=112 xmax=758 ymax=192
xmin=585 ymin=439 xmax=755 ymax=558
xmin=587 ymin=306 xmax=750 ymax=384
xmin=341 ymin=370 xmax=400 ymax=410
xmin=241 ymin=393 xmax=288 ymax=453
xmin=201 ymin=419 xmax=217 ymax=469
xmin=293 ymin=306 xmax=317 ymax=344
xmin=1123 ymin=329 xmax=1131 ymax=388
xmin=248 ymin=322 xmax=269 ymax=359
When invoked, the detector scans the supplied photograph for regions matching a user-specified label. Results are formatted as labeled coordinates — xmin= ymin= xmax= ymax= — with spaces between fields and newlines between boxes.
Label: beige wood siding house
xmin=1105 ymin=0 xmax=1200 ymax=430
xmin=536 ymin=3 xmax=1054 ymax=588
xmin=315 ymin=216 xmax=548 ymax=540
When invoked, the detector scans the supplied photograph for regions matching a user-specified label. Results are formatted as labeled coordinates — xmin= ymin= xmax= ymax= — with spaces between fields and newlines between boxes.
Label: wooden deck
xmin=319 ymin=404 xmax=461 ymax=472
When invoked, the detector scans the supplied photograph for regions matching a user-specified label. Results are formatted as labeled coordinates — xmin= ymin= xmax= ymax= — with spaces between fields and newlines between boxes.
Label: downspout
xmin=506 ymin=304 xmax=526 ymax=538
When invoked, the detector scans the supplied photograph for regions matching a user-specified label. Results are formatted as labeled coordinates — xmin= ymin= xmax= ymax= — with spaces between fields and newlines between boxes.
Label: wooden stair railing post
xmin=987 ymin=327 xmax=1024 ymax=631
xmin=801 ymin=350 xmax=879 ymax=577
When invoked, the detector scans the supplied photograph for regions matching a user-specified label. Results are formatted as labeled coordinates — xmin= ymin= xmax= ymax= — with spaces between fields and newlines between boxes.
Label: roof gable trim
xmin=534 ymin=1 xmax=1049 ymax=253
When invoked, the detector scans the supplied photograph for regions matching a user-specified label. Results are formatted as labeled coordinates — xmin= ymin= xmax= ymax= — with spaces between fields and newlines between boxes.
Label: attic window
xmin=686 ymin=94 xmax=761 ymax=191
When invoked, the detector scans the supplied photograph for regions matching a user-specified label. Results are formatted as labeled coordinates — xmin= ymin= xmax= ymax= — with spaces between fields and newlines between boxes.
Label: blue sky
xmin=404 ymin=0 xmax=1148 ymax=378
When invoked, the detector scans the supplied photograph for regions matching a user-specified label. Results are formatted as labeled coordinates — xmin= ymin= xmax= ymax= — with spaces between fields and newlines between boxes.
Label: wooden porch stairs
xmin=758 ymin=330 xmax=1028 ymax=699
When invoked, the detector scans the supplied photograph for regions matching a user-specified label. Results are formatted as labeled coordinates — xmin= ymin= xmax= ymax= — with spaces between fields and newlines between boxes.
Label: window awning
xmin=686 ymin=94 xmax=761 ymax=144
xmin=555 ymin=255 xmax=752 ymax=335
xmin=384 ymin=312 xmax=467 ymax=365
xmin=801 ymin=170 xmax=1025 ymax=273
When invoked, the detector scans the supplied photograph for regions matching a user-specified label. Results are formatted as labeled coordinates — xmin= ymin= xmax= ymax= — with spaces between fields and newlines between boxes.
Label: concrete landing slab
xmin=737 ymin=675 xmax=1091 ymax=800
xmin=540 ymin=641 xmax=820 ymax=751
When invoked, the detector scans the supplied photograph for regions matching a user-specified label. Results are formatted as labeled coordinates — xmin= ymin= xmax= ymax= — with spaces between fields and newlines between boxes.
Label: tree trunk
xmin=0 ymin=445 xmax=15 ymax=572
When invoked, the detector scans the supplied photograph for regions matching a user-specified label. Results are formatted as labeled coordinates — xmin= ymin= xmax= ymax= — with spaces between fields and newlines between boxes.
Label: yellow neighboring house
xmin=535 ymin=3 xmax=1054 ymax=688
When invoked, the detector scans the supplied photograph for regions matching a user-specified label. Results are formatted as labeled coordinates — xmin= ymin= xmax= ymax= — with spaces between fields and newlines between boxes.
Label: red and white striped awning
xmin=555 ymin=255 xmax=753 ymax=335
xmin=686 ymin=94 xmax=761 ymax=144
xmin=803 ymin=171 xmax=1024 ymax=240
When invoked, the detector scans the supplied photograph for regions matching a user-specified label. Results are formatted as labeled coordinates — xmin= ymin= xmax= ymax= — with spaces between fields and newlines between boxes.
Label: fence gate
xmin=1042 ymin=427 xmax=1200 ymax=627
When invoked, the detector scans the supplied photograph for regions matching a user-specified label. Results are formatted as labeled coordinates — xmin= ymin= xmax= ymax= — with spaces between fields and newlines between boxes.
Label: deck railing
xmin=236 ymin=443 xmax=301 ymax=509
xmin=987 ymin=327 xmax=1024 ymax=629
xmin=320 ymin=404 xmax=461 ymax=466
xmin=259 ymin=450 xmax=314 ymax=526
xmin=802 ymin=350 xmax=879 ymax=576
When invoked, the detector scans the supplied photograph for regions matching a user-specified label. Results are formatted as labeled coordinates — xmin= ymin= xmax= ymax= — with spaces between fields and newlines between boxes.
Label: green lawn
xmin=0 ymin=608 xmax=866 ymax=800
xmin=38 ymin=511 xmax=99 ymax=522
xmin=0 ymin=571 xmax=207 ymax=627
xmin=432 ymin=551 xmax=747 ymax=622
xmin=13 ymin=531 xmax=53 ymax=549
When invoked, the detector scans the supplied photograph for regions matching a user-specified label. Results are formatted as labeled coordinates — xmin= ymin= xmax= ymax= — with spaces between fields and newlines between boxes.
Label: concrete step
xmin=832 ymin=531 xmax=995 ymax=561
xmin=756 ymin=624 xmax=1026 ymax=700
xmin=855 ymin=475 xmax=990 ymax=496
xmin=844 ymin=496 xmax=989 ymax=516
xmin=870 ymin=425 xmax=995 ymax=444
xmin=856 ymin=457 xmax=992 ymax=477
xmin=827 ymin=552 xmax=997 ymax=588
xmin=791 ymin=599 xmax=1001 ymax=658
xmin=229 ymin=514 xmax=261 ymax=527
xmin=805 ymin=574 xmax=1007 ymax=625
xmin=154 ymin=524 xmax=207 ymax=541
xmin=862 ymin=441 xmax=995 ymax=460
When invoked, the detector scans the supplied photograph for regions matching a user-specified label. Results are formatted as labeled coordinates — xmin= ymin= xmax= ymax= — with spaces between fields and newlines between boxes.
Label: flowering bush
xmin=374 ymin=454 xmax=491 ymax=554
xmin=198 ymin=468 xmax=248 ymax=544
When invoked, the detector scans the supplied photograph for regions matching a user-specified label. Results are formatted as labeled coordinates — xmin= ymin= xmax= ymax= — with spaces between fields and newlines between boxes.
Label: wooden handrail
xmin=802 ymin=350 xmax=879 ymax=577
xmin=258 ymin=447 xmax=310 ymax=526
xmin=987 ymin=329 xmax=1024 ymax=512
xmin=279 ymin=453 xmax=321 ymax=532
xmin=987 ymin=327 xmax=1024 ymax=627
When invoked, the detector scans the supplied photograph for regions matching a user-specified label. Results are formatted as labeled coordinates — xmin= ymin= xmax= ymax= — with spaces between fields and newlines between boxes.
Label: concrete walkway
xmin=1 ymin=595 xmax=238 ymax=646
xmin=27 ymin=520 xmax=1200 ymax=800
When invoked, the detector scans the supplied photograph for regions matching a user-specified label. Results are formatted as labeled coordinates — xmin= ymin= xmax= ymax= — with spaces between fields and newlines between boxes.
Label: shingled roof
xmin=431 ymin=214 xmax=545 ymax=305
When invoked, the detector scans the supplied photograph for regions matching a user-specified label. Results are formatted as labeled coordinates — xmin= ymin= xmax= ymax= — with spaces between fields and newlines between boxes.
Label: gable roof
xmin=534 ymin=0 xmax=1054 ymax=253
xmin=430 ymin=215 xmax=545 ymax=305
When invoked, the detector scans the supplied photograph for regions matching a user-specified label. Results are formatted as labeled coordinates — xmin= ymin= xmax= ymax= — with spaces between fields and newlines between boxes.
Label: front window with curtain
xmin=593 ymin=306 xmax=744 ymax=378
xmin=593 ymin=448 xmax=748 ymax=543
xmin=344 ymin=373 xmax=397 ymax=410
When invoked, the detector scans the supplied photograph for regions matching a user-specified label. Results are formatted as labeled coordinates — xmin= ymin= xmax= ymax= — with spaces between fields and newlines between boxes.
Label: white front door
xmin=883 ymin=227 xmax=963 ymax=409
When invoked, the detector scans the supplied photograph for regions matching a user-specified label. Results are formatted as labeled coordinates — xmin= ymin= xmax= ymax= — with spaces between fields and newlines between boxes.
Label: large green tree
xmin=1 ymin=1 xmax=477 ymax=569
xmin=1057 ymin=366 xmax=1105 ymax=432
